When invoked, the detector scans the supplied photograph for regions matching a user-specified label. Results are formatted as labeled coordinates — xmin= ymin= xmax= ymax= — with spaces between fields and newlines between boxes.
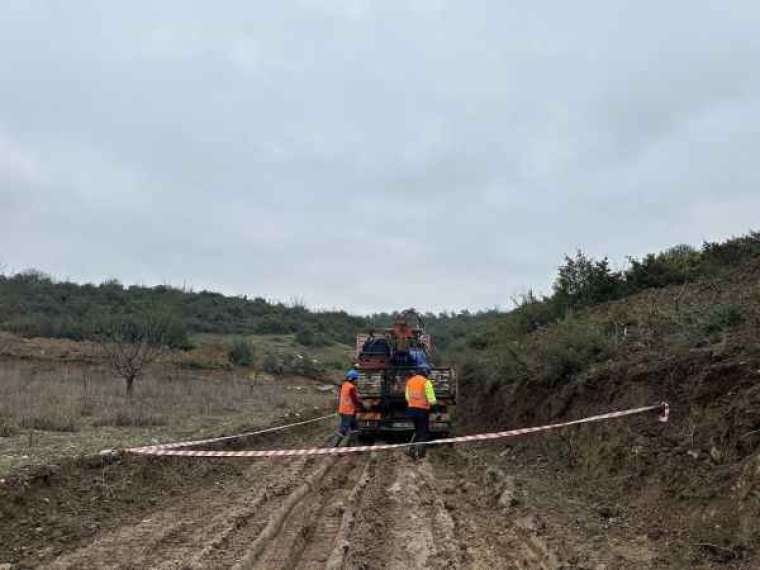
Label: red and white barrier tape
xmin=126 ymin=402 xmax=669 ymax=459
xmin=131 ymin=413 xmax=337 ymax=451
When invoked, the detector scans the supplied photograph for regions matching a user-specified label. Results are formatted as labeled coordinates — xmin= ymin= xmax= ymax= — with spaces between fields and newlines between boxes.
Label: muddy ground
xmin=0 ymin=416 xmax=737 ymax=569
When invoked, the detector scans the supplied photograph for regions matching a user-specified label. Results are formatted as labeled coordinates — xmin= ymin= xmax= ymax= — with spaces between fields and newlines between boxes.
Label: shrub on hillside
xmin=290 ymin=354 xmax=325 ymax=379
xmin=553 ymin=251 xmax=624 ymax=313
xmin=702 ymin=231 xmax=760 ymax=271
xmin=228 ymin=337 xmax=255 ymax=367
xmin=466 ymin=333 xmax=490 ymax=350
xmin=261 ymin=353 xmax=282 ymax=374
xmin=509 ymin=290 xmax=562 ymax=334
xmin=295 ymin=326 xmax=330 ymax=347
xmin=493 ymin=342 xmax=531 ymax=385
xmin=624 ymin=244 xmax=701 ymax=291
xmin=701 ymin=304 xmax=745 ymax=336
xmin=539 ymin=319 xmax=612 ymax=386
xmin=254 ymin=316 xmax=292 ymax=335
xmin=5 ymin=315 xmax=95 ymax=341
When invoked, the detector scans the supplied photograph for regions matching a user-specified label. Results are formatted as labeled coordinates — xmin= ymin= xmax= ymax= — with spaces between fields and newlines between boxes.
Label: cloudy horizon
xmin=2 ymin=1 xmax=759 ymax=314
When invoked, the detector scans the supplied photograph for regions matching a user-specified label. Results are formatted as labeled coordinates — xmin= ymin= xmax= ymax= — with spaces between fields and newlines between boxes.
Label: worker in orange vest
xmin=405 ymin=367 xmax=437 ymax=459
xmin=331 ymin=369 xmax=364 ymax=446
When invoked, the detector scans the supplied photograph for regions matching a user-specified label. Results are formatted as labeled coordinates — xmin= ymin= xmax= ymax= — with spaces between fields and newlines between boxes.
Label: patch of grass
xmin=92 ymin=410 xmax=167 ymax=428
xmin=324 ymin=359 xmax=349 ymax=371
xmin=180 ymin=358 xmax=225 ymax=370
xmin=19 ymin=414 xmax=79 ymax=433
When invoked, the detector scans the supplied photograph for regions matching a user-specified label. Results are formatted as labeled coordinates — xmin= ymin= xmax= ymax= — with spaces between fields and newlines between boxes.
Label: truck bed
xmin=357 ymin=368 xmax=456 ymax=401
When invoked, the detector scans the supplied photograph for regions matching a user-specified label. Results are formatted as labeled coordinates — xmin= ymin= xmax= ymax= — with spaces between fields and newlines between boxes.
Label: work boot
xmin=328 ymin=432 xmax=344 ymax=448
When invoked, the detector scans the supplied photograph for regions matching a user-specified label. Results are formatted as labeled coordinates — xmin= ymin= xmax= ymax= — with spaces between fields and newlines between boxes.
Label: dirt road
xmin=22 ymin=419 xmax=677 ymax=570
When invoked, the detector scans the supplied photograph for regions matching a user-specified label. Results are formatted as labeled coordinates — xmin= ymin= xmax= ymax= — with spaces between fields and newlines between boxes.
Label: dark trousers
xmin=338 ymin=413 xmax=358 ymax=436
xmin=329 ymin=414 xmax=358 ymax=447
xmin=407 ymin=408 xmax=430 ymax=457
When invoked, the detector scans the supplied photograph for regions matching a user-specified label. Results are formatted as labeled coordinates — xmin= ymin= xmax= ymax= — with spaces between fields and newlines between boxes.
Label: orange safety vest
xmin=406 ymin=375 xmax=431 ymax=410
xmin=338 ymin=381 xmax=359 ymax=415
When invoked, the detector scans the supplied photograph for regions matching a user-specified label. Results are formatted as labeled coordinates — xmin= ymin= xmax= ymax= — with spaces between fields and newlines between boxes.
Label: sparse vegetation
xmin=92 ymin=410 xmax=168 ymax=428
xmin=701 ymin=303 xmax=745 ymax=335
xmin=0 ymin=360 xmax=332 ymax=476
xmin=228 ymin=337 xmax=255 ymax=367
xmin=537 ymin=319 xmax=612 ymax=386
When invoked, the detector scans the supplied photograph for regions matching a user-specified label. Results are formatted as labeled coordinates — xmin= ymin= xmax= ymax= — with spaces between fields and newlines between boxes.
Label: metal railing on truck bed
xmin=357 ymin=368 xmax=456 ymax=400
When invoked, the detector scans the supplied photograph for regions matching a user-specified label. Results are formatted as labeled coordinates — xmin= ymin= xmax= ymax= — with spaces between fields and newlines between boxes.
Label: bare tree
xmin=98 ymin=313 xmax=174 ymax=397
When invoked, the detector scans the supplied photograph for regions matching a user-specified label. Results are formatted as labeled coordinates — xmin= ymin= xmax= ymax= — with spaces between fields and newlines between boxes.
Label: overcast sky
xmin=1 ymin=1 xmax=759 ymax=313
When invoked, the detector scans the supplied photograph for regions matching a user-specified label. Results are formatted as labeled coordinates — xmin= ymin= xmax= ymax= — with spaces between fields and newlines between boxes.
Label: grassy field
xmin=0 ymin=333 xmax=344 ymax=477
xmin=187 ymin=332 xmax=354 ymax=371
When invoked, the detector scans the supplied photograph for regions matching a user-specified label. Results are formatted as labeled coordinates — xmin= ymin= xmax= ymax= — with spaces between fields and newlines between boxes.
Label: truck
xmin=353 ymin=309 xmax=456 ymax=443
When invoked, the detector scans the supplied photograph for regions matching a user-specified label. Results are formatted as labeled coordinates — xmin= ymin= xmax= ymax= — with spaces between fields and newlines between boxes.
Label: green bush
xmin=228 ymin=337 xmax=255 ymax=367
xmin=295 ymin=326 xmax=330 ymax=347
xmin=702 ymin=231 xmax=760 ymax=271
xmin=262 ymin=353 xmax=281 ymax=374
xmin=539 ymin=319 xmax=611 ymax=386
xmin=466 ymin=333 xmax=490 ymax=350
xmin=291 ymin=355 xmax=324 ymax=379
xmin=509 ymin=290 xmax=562 ymax=334
xmin=254 ymin=316 xmax=292 ymax=335
xmin=553 ymin=251 xmax=624 ymax=312
xmin=493 ymin=343 xmax=531 ymax=385
xmin=625 ymin=244 xmax=701 ymax=291
xmin=701 ymin=304 xmax=745 ymax=335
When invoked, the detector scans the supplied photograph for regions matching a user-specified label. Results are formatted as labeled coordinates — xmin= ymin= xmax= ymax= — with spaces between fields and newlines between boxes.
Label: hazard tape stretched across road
xmin=125 ymin=402 xmax=669 ymax=459
xmin=131 ymin=413 xmax=337 ymax=451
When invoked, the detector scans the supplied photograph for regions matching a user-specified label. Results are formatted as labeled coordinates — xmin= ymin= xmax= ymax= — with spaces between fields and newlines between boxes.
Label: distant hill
xmin=2 ymin=231 xmax=756 ymax=356
xmin=0 ymin=273 xmax=365 ymax=347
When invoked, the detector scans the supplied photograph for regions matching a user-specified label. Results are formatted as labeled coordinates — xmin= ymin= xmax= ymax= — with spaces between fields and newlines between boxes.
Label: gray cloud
xmin=2 ymin=1 xmax=759 ymax=313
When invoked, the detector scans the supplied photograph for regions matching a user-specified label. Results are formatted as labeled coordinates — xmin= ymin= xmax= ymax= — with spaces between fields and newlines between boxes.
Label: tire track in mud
xmin=41 ymin=425 xmax=336 ymax=570
xmin=344 ymin=452 xmax=460 ymax=570
xmin=233 ymin=454 xmax=371 ymax=570
xmin=43 ymin=430 xmax=586 ymax=570
xmin=429 ymin=448 xmax=567 ymax=570
xmin=343 ymin=447 xmax=572 ymax=570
